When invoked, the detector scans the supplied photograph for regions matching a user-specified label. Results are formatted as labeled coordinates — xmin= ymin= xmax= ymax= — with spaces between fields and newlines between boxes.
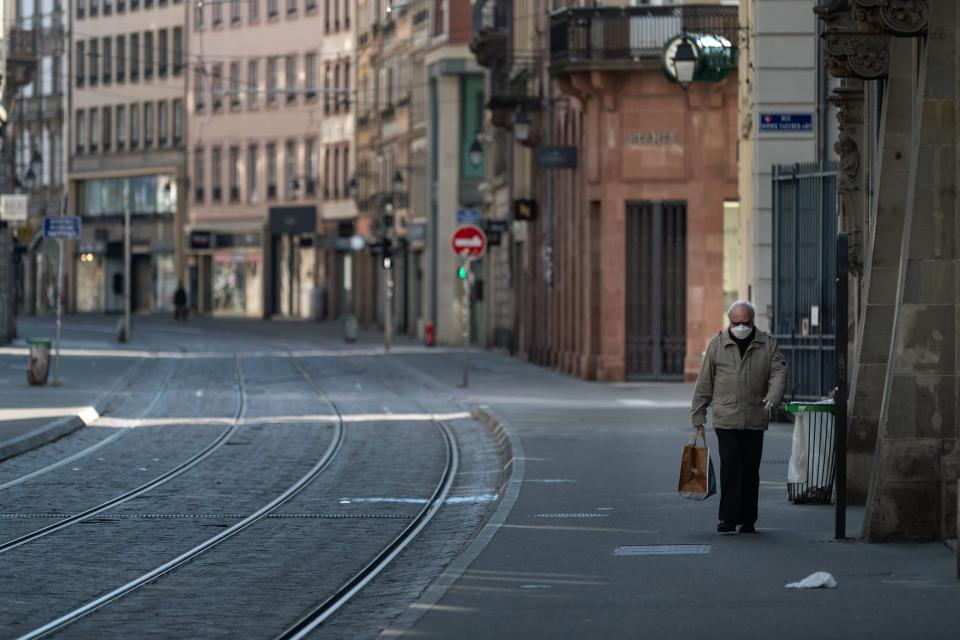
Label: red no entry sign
xmin=451 ymin=224 xmax=487 ymax=259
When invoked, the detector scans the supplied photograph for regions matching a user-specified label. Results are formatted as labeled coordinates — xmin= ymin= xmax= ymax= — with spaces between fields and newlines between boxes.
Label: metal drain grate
xmin=531 ymin=513 xmax=610 ymax=519
xmin=614 ymin=544 xmax=712 ymax=556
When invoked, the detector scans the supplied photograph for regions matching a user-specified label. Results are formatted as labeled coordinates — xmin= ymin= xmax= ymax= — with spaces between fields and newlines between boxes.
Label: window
xmin=306 ymin=0 xmax=315 ymax=10
xmin=158 ymin=101 xmax=168 ymax=145
xmin=231 ymin=0 xmax=240 ymax=22
xmin=130 ymin=33 xmax=140 ymax=80
xmin=229 ymin=146 xmax=240 ymax=201
xmin=212 ymin=64 xmax=224 ymax=109
xmin=195 ymin=0 xmax=204 ymax=27
xmin=247 ymin=144 xmax=257 ymax=202
xmin=323 ymin=62 xmax=331 ymax=113
xmin=173 ymin=99 xmax=183 ymax=145
xmin=323 ymin=147 xmax=329 ymax=198
xmin=267 ymin=57 xmax=278 ymax=105
xmin=75 ymin=110 xmax=85 ymax=154
xmin=144 ymin=31 xmax=154 ymax=79
xmin=285 ymin=55 xmax=296 ymax=103
xmin=130 ymin=103 xmax=140 ymax=148
xmin=131 ymin=0 xmax=138 ymax=9
xmin=90 ymin=0 xmax=98 ymax=16
xmin=211 ymin=147 xmax=222 ymax=201
xmin=286 ymin=0 xmax=295 ymax=15
xmin=158 ymin=29 xmax=168 ymax=77
xmin=324 ymin=0 xmax=329 ymax=30
xmin=103 ymin=0 xmax=111 ymax=14
xmin=116 ymin=105 xmax=125 ymax=149
xmin=266 ymin=143 xmax=277 ymax=199
xmin=213 ymin=0 xmax=222 ymax=24
xmin=116 ymin=36 xmax=126 ymax=82
xmin=173 ymin=27 xmax=184 ymax=75
xmin=343 ymin=0 xmax=349 ymax=26
xmin=342 ymin=61 xmax=350 ymax=111
xmin=102 ymin=107 xmax=113 ymax=151
xmin=118 ymin=0 xmax=125 ymax=12
xmin=333 ymin=63 xmax=340 ymax=113
xmin=195 ymin=68 xmax=206 ymax=111
xmin=76 ymin=42 xmax=85 ymax=86
xmin=305 ymin=53 xmax=317 ymax=100
xmin=88 ymin=109 xmax=98 ymax=151
xmin=249 ymin=0 xmax=259 ymax=20
xmin=332 ymin=146 xmax=339 ymax=198
xmin=194 ymin=148 xmax=205 ymax=202
xmin=305 ymin=138 xmax=317 ymax=195
xmin=77 ymin=0 xmax=85 ymax=18
xmin=247 ymin=60 xmax=258 ymax=107
xmin=102 ymin=38 xmax=112 ymax=83
xmin=267 ymin=0 xmax=277 ymax=17
xmin=144 ymin=102 xmax=154 ymax=146
xmin=285 ymin=140 xmax=296 ymax=199
xmin=341 ymin=145 xmax=349 ymax=198
xmin=229 ymin=62 xmax=240 ymax=108
xmin=89 ymin=39 xmax=98 ymax=86
xmin=145 ymin=0 xmax=152 ymax=8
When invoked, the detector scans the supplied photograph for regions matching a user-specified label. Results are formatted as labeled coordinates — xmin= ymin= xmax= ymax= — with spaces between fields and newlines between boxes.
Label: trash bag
xmin=678 ymin=432 xmax=717 ymax=501
xmin=788 ymin=412 xmax=807 ymax=484
xmin=785 ymin=572 xmax=837 ymax=589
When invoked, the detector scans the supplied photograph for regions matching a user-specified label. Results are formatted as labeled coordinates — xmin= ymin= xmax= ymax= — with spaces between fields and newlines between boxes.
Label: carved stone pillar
xmin=829 ymin=82 xmax=866 ymax=277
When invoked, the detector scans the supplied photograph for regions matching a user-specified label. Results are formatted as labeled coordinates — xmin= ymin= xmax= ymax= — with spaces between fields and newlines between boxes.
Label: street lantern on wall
xmin=672 ymin=38 xmax=698 ymax=89
xmin=468 ymin=135 xmax=484 ymax=168
xmin=513 ymin=105 xmax=531 ymax=142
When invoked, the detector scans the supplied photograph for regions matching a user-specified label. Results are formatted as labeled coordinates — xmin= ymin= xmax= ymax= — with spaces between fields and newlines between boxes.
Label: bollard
xmin=26 ymin=338 xmax=52 ymax=386
xmin=342 ymin=314 xmax=358 ymax=343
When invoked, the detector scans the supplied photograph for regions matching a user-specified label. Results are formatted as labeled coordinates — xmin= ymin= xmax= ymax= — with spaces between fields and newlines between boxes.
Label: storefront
xmin=188 ymin=229 xmax=263 ymax=317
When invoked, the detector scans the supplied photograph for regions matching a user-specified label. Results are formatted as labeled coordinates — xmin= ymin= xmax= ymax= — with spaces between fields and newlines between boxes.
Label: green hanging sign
xmin=661 ymin=33 xmax=737 ymax=85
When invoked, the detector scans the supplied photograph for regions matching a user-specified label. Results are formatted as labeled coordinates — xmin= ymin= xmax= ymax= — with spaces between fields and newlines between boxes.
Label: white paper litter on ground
xmin=785 ymin=571 xmax=837 ymax=589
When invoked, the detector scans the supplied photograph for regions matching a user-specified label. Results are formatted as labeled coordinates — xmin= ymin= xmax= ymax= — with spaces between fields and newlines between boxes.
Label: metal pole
xmin=52 ymin=238 xmax=63 ymax=386
xmin=835 ymin=232 xmax=848 ymax=540
xmin=123 ymin=207 xmax=131 ymax=342
xmin=384 ymin=261 xmax=393 ymax=353
xmin=461 ymin=257 xmax=471 ymax=388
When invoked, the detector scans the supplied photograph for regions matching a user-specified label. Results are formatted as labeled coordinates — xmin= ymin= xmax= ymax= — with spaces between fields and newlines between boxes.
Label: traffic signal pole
xmin=460 ymin=257 xmax=472 ymax=388
xmin=384 ymin=258 xmax=394 ymax=354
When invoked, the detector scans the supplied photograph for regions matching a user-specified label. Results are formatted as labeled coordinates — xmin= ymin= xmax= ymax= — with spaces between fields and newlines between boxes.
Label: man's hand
xmin=693 ymin=424 xmax=705 ymax=439
xmin=764 ymin=400 xmax=775 ymax=411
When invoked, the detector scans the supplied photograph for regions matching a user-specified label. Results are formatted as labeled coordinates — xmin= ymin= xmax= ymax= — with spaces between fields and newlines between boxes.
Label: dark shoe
xmin=717 ymin=521 xmax=737 ymax=533
xmin=739 ymin=523 xmax=757 ymax=533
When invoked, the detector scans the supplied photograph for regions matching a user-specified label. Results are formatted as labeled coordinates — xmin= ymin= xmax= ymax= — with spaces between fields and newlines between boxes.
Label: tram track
xmin=0 ymin=358 xmax=183 ymax=493
xmin=0 ymin=355 xmax=244 ymax=555
xmin=14 ymin=354 xmax=346 ymax=640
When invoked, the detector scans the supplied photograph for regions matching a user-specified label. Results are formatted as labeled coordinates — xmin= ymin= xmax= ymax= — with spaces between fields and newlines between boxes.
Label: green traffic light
xmin=457 ymin=266 xmax=467 ymax=280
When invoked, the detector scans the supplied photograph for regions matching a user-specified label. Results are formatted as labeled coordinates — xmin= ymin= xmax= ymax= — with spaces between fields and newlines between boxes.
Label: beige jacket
xmin=691 ymin=329 xmax=788 ymax=430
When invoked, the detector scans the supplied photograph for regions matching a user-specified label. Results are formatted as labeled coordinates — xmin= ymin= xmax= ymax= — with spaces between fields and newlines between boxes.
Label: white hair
xmin=727 ymin=300 xmax=756 ymax=319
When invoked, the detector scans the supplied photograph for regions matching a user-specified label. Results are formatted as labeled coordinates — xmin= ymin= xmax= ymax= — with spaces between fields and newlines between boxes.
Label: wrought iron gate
xmin=772 ymin=162 xmax=837 ymax=401
xmin=625 ymin=201 xmax=687 ymax=380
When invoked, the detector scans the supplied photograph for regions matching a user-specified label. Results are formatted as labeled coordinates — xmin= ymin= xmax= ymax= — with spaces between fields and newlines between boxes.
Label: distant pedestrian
xmin=173 ymin=281 xmax=188 ymax=322
xmin=691 ymin=301 xmax=787 ymax=534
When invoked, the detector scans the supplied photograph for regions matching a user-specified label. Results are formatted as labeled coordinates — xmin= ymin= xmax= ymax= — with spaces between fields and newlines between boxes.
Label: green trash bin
xmin=27 ymin=338 xmax=52 ymax=386
xmin=785 ymin=400 xmax=836 ymax=504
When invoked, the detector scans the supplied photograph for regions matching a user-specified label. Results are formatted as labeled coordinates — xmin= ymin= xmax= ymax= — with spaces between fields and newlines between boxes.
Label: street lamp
xmin=468 ymin=134 xmax=484 ymax=168
xmin=672 ymin=36 xmax=698 ymax=89
xmin=513 ymin=106 xmax=531 ymax=142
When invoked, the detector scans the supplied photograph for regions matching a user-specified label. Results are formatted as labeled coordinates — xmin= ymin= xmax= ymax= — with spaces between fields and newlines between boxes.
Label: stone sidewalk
xmin=386 ymin=348 xmax=960 ymax=640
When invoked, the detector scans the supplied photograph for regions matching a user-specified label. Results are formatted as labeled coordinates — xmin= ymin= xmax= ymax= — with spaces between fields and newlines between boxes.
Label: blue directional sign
xmin=759 ymin=113 xmax=814 ymax=133
xmin=43 ymin=216 xmax=82 ymax=239
xmin=456 ymin=208 xmax=481 ymax=225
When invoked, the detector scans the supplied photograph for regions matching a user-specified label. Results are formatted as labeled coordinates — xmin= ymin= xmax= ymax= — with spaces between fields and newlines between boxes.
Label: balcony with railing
xmin=470 ymin=0 xmax=509 ymax=68
xmin=6 ymin=28 xmax=38 ymax=89
xmin=487 ymin=61 xmax=541 ymax=129
xmin=549 ymin=5 xmax=738 ymax=74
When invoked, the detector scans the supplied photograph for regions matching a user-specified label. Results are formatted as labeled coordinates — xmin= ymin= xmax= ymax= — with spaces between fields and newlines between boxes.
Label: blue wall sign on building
xmin=457 ymin=208 xmax=481 ymax=225
xmin=43 ymin=216 xmax=82 ymax=239
xmin=759 ymin=113 xmax=814 ymax=133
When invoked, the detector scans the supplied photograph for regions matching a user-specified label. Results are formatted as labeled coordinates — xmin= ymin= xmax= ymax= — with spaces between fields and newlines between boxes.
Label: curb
xmin=378 ymin=404 xmax=526 ymax=638
xmin=0 ymin=357 xmax=147 ymax=462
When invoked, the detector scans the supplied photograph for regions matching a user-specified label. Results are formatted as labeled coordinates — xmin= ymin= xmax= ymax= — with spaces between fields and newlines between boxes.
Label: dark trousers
xmin=716 ymin=429 xmax=764 ymax=525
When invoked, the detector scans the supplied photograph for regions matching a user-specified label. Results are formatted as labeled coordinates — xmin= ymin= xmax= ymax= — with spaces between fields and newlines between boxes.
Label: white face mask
xmin=730 ymin=324 xmax=753 ymax=340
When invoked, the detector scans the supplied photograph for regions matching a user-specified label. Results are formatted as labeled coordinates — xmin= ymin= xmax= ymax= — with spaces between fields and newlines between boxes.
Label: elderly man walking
xmin=691 ymin=301 xmax=787 ymax=533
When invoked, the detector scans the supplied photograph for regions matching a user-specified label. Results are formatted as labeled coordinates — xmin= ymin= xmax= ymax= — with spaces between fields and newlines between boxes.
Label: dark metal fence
xmin=772 ymin=162 xmax=837 ymax=401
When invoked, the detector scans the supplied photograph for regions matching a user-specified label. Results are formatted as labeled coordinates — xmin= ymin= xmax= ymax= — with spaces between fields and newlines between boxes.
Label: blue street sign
xmin=43 ymin=216 xmax=82 ymax=239
xmin=457 ymin=208 xmax=481 ymax=225
xmin=759 ymin=113 xmax=814 ymax=133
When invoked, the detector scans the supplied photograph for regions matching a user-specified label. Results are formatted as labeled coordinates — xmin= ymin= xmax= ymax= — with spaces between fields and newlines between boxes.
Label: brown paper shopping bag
xmin=678 ymin=432 xmax=717 ymax=500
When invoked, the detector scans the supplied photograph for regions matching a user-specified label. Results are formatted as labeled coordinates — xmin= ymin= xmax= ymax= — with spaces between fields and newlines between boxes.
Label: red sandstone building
xmin=474 ymin=3 xmax=739 ymax=382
